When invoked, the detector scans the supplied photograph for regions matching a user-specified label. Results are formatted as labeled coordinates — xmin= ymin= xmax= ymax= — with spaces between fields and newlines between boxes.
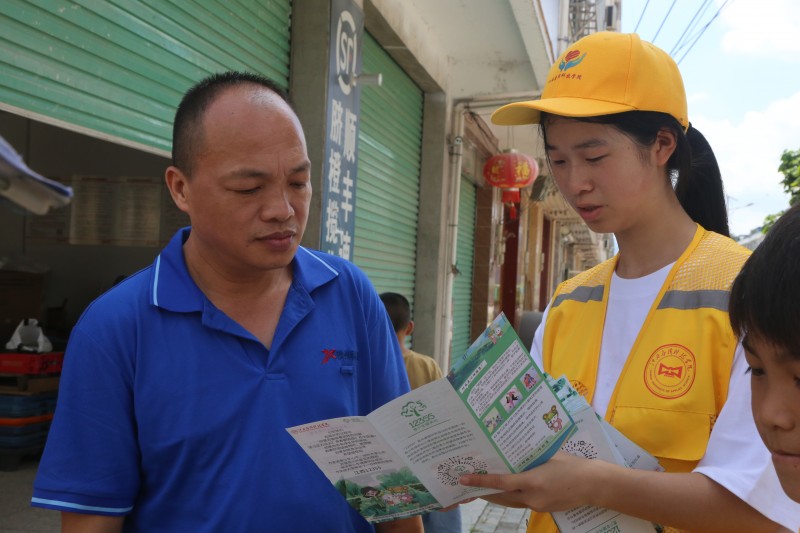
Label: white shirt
xmin=530 ymin=265 xmax=800 ymax=530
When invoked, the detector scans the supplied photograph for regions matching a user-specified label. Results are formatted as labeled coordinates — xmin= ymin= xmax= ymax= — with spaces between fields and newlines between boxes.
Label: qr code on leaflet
xmin=435 ymin=455 xmax=489 ymax=486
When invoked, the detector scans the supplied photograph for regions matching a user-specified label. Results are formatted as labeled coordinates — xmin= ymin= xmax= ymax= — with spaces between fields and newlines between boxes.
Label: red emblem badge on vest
xmin=644 ymin=344 xmax=696 ymax=399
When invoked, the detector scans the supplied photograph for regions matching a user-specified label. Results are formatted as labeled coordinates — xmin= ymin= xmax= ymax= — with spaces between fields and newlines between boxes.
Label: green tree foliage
xmin=763 ymin=148 xmax=800 ymax=233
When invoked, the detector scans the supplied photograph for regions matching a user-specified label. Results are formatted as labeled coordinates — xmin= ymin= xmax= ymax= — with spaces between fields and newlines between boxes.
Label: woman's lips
xmin=576 ymin=204 xmax=602 ymax=222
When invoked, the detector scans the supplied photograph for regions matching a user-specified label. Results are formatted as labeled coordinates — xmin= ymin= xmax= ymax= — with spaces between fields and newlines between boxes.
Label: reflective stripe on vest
xmin=551 ymin=285 xmax=604 ymax=307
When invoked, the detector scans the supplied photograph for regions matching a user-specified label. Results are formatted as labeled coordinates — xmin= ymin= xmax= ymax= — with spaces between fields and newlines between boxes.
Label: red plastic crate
xmin=0 ymin=414 xmax=53 ymax=427
xmin=0 ymin=352 xmax=64 ymax=375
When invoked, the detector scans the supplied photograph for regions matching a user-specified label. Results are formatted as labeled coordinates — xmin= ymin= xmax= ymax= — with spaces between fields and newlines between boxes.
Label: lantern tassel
xmin=501 ymin=189 xmax=520 ymax=204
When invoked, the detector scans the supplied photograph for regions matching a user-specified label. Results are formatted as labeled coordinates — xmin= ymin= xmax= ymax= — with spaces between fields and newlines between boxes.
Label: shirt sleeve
xmin=694 ymin=342 xmax=800 ymax=530
xmin=530 ymin=305 xmax=551 ymax=371
xmin=31 ymin=320 xmax=140 ymax=516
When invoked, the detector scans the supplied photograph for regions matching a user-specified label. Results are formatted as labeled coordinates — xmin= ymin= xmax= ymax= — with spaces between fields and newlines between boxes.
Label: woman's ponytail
xmin=674 ymin=126 xmax=730 ymax=237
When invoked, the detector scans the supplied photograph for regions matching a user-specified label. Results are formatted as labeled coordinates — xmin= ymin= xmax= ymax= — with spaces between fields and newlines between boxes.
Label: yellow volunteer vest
xmin=527 ymin=226 xmax=750 ymax=533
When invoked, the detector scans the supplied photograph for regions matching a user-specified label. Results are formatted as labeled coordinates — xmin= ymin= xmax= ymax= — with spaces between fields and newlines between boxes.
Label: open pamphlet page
xmin=287 ymin=313 xmax=576 ymax=523
xmin=546 ymin=375 xmax=662 ymax=533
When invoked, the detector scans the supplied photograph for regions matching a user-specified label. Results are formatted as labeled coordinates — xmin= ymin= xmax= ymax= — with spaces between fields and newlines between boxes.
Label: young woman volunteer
xmin=459 ymin=32 xmax=800 ymax=532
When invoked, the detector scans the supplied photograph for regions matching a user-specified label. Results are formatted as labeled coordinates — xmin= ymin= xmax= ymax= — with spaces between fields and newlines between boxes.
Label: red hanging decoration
xmin=482 ymin=150 xmax=539 ymax=220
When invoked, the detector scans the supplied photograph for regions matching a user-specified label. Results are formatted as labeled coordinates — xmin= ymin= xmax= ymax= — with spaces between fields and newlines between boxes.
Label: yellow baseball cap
xmin=492 ymin=32 xmax=688 ymax=129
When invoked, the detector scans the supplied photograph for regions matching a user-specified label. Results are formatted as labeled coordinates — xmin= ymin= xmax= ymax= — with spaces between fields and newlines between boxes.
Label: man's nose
xmin=261 ymin=190 xmax=294 ymax=221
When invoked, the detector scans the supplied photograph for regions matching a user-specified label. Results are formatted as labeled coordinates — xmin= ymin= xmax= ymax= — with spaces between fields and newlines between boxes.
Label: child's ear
xmin=405 ymin=320 xmax=415 ymax=336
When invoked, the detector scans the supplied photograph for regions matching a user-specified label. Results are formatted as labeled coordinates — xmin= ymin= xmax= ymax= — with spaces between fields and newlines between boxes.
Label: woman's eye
xmin=587 ymin=155 xmax=607 ymax=163
xmin=746 ymin=366 xmax=765 ymax=377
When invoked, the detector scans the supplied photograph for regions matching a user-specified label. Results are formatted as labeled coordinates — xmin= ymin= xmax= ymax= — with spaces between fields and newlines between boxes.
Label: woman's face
xmin=544 ymin=117 xmax=675 ymax=235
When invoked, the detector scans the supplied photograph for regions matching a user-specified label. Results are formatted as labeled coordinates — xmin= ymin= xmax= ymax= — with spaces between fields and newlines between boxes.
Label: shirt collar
xmin=149 ymin=228 xmax=339 ymax=313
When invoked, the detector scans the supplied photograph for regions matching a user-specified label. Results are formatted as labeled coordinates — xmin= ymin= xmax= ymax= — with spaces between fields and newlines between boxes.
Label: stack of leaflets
xmin=288 ymin=313 xmax=662 ymax=531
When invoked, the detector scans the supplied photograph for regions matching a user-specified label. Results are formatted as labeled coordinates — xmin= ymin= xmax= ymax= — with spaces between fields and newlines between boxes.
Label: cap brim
xmin=491 ymin=98 xmax=637 ymax=126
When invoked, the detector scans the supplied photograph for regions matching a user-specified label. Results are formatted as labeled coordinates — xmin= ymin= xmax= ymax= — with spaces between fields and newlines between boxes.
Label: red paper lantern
xmin=482 ymin=150 xmax=539 ymax=219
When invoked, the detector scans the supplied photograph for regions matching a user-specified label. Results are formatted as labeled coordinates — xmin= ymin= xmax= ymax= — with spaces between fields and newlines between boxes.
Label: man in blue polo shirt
xmin=32 ymin=72 xmax=421 ymax=532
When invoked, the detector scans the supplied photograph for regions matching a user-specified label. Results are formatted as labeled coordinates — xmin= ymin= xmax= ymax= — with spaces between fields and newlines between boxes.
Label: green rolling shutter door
xmin=0 ymin=0 xmax=291 ymax=154
xmin=354 ymin=32 xmax=423 ymax=304
xmin=451 ymin=177 xmax=477 ymax=358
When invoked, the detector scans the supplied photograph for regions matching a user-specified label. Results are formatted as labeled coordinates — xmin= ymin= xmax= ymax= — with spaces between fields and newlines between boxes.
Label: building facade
xmin=0 ymin=0 xmax=615 ymax=370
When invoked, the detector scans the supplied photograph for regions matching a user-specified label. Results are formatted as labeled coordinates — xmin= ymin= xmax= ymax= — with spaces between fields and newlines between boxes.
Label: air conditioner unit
xmin=606 ymin=5 xmax=616 ymax=30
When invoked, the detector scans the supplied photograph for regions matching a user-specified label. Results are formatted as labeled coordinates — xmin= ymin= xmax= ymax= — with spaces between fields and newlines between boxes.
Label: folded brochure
xmin=547 ymin=375 xmax=661 ymax=533
xmin=288 ymin=313 xmax=662 ymax=530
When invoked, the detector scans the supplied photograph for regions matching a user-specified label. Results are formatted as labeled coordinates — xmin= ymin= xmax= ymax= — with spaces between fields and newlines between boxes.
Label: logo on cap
xmin=559 ymin=49 xmax=586 ymax=72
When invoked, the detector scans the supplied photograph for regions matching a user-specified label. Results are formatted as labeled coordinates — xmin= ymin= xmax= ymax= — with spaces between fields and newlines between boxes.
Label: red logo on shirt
xmin=321 ymin=349 xmax=337 ymax=364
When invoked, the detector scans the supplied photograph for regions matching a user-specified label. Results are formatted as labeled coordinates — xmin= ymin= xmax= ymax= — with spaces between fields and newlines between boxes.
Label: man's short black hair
xmin=379 ymin=292 xmax=411 ymax=334
xmin=729 ymin=203 xmax=800 ymax=359
xmin=171 ymin=71 xmax=291 ymax=176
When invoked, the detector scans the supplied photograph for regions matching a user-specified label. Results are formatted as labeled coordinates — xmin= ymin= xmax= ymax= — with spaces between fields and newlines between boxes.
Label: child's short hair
xmin=379 ymin=292 xmax=411 ymax=334
xmin=729 ymin=203 xmax=800 ymax=358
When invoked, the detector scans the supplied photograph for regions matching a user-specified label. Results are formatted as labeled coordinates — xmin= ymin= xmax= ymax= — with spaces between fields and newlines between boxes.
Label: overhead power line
xmin=634 ymin=0 xmax=651 ymax=33
xmin=676 ymin=0 xmax=734 ymax=65
xmin=669 ymin=0 xmax=714 ymax=56
xmin=652 ymin=0 xmax=678 ymax=44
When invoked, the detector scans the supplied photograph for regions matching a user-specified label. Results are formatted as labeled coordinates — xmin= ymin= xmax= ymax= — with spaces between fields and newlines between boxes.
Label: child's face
xmin=743 ymin=335 xmax=800 ymax=502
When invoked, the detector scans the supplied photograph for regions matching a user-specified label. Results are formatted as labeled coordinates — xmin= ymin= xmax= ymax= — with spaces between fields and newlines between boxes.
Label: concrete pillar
xmin=411 ymin=92 xmax=448 ymax=364
xmin=290 ymin=0 xmax=332 ymax=249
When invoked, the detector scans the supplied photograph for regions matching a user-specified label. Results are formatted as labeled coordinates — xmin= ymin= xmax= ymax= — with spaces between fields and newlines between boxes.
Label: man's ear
xmin=165 ymin=166 xmax=190 ymax=214
xmin=405 ymin=320 xmax=415 ymax=337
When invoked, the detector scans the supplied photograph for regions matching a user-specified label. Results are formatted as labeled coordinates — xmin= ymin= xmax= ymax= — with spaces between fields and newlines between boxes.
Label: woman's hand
xmin=459 ymin=452 xmax=606 ymax=512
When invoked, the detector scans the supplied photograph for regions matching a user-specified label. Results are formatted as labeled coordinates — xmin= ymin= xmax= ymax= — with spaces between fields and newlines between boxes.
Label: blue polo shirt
xmin=32 ymin=228 xmax=410 ymax=532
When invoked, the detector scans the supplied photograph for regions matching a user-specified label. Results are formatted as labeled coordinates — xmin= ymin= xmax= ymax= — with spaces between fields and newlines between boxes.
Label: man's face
xmin=743 ymin=335 xmax=800 ymax=502
xmin=167 ymin=85 xmax=311 ymax=278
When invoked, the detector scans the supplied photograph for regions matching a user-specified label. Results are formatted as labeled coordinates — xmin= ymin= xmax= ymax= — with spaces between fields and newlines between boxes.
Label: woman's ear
xmin=653 ymin=127 xmax=678 ymax=166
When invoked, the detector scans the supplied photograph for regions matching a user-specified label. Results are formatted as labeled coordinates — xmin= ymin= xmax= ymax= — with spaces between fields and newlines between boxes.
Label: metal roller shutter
xmin=0 ymin=0 xmax=291 ymax=153
xmin=451 ymin=177 xmax=477 ymax=358
xmin=353 ymin=31 xmax=423 ymax=304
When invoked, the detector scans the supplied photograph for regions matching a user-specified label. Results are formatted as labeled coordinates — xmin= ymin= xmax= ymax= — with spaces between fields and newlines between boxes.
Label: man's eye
xmin=746 ymin=366 xmax=765 ymax=377
xmin=235 ymin=187 xmax=260 ymax=195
